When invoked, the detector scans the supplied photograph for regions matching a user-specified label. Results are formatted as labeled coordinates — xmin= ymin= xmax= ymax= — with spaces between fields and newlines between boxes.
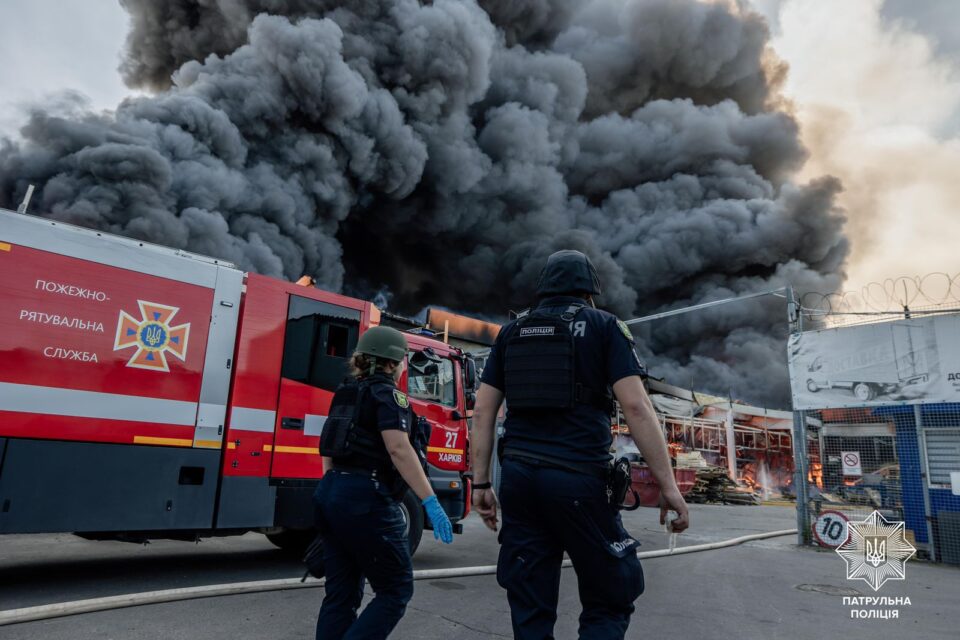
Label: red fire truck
xmin=0 ymin=208 xmax=474 ymax=553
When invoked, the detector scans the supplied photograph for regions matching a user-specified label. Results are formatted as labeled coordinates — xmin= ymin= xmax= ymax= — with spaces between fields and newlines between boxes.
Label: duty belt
xmin=502 ymin=448 xmax=609 ymax=479
xmin=330 ymin=463 xmax=381 ymax=477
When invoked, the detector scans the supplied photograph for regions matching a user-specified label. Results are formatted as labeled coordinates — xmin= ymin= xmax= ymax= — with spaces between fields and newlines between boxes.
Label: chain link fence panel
xmin=793 ymin=379 xmax=960 ymax=564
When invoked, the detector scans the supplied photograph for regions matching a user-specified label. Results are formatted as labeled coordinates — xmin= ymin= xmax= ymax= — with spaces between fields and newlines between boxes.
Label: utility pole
xmin=786 ymin=286 xmax=811 ymax=544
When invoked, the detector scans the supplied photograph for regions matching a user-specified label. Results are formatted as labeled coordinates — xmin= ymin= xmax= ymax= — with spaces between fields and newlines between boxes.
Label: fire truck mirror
xmin=464 ymin=358 xmax=478 ymax=390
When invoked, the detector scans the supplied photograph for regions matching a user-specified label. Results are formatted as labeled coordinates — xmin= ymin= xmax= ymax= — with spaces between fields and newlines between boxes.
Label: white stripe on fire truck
xmin=0 ymin=382 xmax=199 ymax=425
xmin=304 ymin=414 xmax=327 ymax=436
xmin=228 ymin=407 xmax=276 ymax=433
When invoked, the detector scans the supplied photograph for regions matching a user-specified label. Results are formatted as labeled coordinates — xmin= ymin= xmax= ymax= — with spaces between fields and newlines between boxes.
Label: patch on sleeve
xmin=617 ymin=319 xmax=635 ymax=342
xmin=393 ymin=389 xmax=410 ymax=408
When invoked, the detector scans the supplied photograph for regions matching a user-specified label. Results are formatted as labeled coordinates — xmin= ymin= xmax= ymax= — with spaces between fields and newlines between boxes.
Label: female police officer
xmin=315 ymin=326 xmax=453 ymax=640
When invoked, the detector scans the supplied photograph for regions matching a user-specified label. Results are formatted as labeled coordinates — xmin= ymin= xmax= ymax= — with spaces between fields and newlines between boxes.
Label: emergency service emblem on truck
xmin=113 ymin=300 xmax=191 ymax=372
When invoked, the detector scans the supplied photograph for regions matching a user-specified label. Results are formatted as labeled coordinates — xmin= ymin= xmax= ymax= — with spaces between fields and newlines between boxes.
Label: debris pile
xmin=686 ymin=466 xmax=761 ymax=505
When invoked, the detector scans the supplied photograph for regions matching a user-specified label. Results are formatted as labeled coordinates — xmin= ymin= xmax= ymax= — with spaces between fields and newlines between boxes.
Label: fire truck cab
xmin=0 ymin=208 xmax=473 ymax=554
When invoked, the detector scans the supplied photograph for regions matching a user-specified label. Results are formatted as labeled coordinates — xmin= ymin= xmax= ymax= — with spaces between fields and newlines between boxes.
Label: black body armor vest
xmin=319 ymin=379 xmax=392 ymax=465
xmin=319 ymin=377 xmax=430 ymax=477
xmin=503 ymin=304 xmax=614 ymax=413
xmin=504 ymin=304 xmax=581 ymax=410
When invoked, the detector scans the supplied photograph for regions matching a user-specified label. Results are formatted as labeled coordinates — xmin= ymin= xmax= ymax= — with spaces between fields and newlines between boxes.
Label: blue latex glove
xmin=422 ymin=495 xmax=454 ymax=544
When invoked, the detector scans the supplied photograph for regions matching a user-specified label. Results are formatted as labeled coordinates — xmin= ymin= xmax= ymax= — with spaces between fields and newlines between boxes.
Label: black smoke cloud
xmin=0 ymin=0 xmax=847 ymax=407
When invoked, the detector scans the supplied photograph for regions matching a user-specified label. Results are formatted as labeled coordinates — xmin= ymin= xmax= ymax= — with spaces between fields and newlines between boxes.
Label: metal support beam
xmin=915 ymin=405 xmax=938 ymax=562
xmin=725 ymin=407 xmax=737 ymax=481
xmin=786 ymin=286 xmax=811 ymax=544
xmin=792 ymin=409 xmax=811 ymax=544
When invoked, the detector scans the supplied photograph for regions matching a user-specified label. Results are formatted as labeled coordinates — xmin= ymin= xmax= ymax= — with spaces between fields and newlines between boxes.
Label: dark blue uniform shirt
xmin=363 ymin=373 xmax=412 ymax=435
xmin=481 ymin=295 xmax=646 ymax=469
xmin=335 ymin=372 xmax=412 ymax=471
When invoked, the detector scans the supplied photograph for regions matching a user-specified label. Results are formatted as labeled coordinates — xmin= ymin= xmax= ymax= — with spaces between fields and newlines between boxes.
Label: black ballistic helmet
xmin=535 ymin=250 xmax=602 ymax=297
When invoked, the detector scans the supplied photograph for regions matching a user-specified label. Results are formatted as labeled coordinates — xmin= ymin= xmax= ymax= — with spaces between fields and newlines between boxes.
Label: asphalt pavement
xmin=1 ymin=504 xmax=957 ymax=639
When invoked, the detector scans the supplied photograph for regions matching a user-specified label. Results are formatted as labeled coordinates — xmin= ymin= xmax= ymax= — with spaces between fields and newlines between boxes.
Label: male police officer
xmin=470 ymin=250 xmax=690 ymax=639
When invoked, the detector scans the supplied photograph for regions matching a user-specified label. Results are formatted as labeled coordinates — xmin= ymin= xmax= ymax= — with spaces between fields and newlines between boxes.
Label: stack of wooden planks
xmin=675 ymin=451 xmax=710 ymax=469
xmin=686 ymin=465 xmax=761 ymax=505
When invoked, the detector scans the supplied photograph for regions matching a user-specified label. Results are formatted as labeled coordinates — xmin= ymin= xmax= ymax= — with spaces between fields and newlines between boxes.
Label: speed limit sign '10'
xmin=813 ymin=510 xmax=850 ymax=548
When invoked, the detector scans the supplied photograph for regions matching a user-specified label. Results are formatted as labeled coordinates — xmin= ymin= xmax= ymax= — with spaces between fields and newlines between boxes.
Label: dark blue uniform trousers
xmin=497 ymin=458 xmax=644 ymax=640
xmin=314 ymin=470 xmax=414 ymax=640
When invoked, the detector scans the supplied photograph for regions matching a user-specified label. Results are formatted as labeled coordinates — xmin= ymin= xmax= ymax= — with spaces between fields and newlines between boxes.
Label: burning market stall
xmin=614 ymin=379 xmax=797 ymax=505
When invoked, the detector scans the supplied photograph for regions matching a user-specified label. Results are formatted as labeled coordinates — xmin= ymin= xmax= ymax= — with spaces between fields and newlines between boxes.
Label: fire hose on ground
xmin=0 ymin=528 xmax=797 ymax=627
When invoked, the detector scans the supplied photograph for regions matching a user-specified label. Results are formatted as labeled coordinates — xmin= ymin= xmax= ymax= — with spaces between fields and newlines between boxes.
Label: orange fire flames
xmin=808 ymin=462 xmax=823 ymax=489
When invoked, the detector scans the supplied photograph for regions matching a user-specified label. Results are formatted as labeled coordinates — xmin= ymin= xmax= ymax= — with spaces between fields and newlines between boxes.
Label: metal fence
xmin=612 ymin=277 xmax=960 ymax=564
xmin=791 ymin=300 xmax=960 ymax=564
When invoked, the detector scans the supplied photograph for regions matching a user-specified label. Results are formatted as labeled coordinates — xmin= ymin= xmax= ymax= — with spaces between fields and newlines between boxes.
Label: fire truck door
xmin=406 ymin=352 xmax=468 ymax=471
xmin=271 ymin=295 xmax=360 ymax=479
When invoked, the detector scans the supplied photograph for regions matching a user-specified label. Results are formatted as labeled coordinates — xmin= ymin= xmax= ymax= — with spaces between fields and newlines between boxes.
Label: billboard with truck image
xmin=789 ymin=314 xmax=960 ymax=409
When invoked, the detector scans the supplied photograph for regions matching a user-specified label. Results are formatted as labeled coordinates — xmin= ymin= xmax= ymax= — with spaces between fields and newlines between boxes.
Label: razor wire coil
xmin=799 ymin=272 xmax=960 ymax=329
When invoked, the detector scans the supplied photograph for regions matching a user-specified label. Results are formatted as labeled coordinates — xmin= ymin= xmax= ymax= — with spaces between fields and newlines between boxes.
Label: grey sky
xmin=755 ymin=0 xmax=960 ymax=58
xmin=753 ymin=0 xmax=960 ymax=138
xmin=883 ymin=0 xmax=960 ymax=60
xmin=0 ymin=0 xmax=132 ymax=137
xmin=882 ymin=0 xmax=960 ymax=136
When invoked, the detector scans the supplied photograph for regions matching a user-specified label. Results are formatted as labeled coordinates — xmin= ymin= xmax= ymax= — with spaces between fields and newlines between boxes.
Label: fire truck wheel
xmin=265 ymin=529 xmax=316 ymax=555
xmin=853 ymin=382 xmax=875 ymax=402
xmin=399 ymin=489 xmax=425 ymax=556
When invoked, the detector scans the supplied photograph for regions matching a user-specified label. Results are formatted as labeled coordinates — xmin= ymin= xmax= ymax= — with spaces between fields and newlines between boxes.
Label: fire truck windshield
xmin=408 ymin=357 xmax=456 ymax=407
